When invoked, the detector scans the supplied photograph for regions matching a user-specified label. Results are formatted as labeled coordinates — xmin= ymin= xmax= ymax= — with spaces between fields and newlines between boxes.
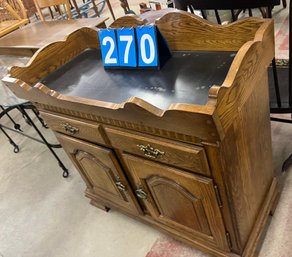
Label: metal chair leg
xmin=0 ymin=125 xmax=19 ymax=153
xmin=272 ymin=58 xmax=282 ymax=107
xmin=200 ymin=9 xmax=207 ymax=19
xmin=214 ymin=9 xmax=221 ymax=24
xmin=31 ymin=106 xmax=49 ymax=128
xmin=231 ymin=9 xmax=236 ymax=21
xmin=0 ymin=105 xmax=22 ymax=131
xmin=267 ymin=6 xmax=282 ymax=108
xmin=19 ymin=106 xmax=69 ymax=178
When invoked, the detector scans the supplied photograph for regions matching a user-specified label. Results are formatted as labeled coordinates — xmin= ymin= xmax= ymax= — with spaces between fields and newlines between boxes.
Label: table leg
xmin=105 ymin=0 xmax=115 ymax=20
xmin=71 ymin=0 xmax=82 ymax=18
xmin=91 ymin=0 xmax=100 ymax=16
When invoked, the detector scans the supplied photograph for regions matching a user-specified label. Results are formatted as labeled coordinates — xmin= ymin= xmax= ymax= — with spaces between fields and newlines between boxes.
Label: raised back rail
xmin=3 ymin=10 xmax=274 ymax=142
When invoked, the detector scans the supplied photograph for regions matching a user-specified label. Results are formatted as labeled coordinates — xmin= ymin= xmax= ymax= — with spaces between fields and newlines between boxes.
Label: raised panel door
xmin=56 ymin=133 xmax=141 ymax=215
xmin=123 ymin=154 xmax=229 ymax=251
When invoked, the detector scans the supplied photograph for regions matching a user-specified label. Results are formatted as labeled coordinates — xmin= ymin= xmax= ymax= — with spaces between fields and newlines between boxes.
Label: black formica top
xmin=41 ymin=49 xmax=236 ymax=109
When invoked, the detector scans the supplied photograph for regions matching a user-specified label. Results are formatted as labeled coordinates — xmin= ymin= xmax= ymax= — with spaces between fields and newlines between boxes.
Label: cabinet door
xmin=56 ymin=133 xmax=141 ymax=215
xmin=123 ymin=154 xmax=229 ymax=250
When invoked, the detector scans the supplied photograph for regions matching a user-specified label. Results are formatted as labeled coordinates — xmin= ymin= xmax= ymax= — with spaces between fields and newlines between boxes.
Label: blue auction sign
xmin=98 ymin=26 xmax=171 ymax=69
xmin=98 ymin=29 xmax=120 ymax=67
xmin=136 ymin=26 xmax=158 ymax=67
xmin=116 ymin=28 xmax=137 ymax=67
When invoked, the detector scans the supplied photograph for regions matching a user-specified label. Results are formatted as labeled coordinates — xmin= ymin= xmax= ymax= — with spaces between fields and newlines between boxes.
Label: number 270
xmin=99 ymin=27 xmax=158 ymax=67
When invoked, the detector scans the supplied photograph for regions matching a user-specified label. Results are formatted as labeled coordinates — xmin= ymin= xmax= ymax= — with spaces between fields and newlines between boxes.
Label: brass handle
xmin=115 ymin=181 xmax=127 ymax=192
xmin=137 ymin=144 xmax=165 ymax=159
xmin=135 ymin=188 xmax=147 ymax=199
xmin=61 ymin=123 xmax=79 ymax=135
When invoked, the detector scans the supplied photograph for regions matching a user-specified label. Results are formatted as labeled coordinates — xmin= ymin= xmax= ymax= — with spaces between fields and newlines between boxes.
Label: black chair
xmin=174 ymin=0 xmax=281 ymax=23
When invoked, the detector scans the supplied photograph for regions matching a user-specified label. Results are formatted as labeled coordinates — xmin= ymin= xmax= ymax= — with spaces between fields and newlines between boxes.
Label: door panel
xmin=123 ymin=154 xmax=229 ymax=250
xmin=75 ymin=149 xmax=127 ymax=202
xmin=148 ymin=176 xmax=212 ymax=235
xmin=56 ymin=133 xmax=141 ymax=215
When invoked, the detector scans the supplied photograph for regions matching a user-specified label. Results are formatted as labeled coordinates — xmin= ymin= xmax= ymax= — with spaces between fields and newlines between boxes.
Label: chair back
xmin=0 ymin=0 xmax=29 ymax=37
xmin=174 ymin=0 xmax=281 ymax=23
xmin=33 ymin=0 xmax=72 ymax=21
xmin=189 ymin=0 xmax=280 ymax=9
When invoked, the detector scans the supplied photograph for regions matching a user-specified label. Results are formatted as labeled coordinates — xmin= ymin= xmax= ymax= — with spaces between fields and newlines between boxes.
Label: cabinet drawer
xmin=105 ymin=127 xmax=210 ymax=176
xmin=40 ymin=112 xmax=107 ymax=145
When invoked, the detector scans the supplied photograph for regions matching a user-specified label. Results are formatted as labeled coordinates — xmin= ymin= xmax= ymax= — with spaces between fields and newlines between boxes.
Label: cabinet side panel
xmin=219 ymin=72 xmax=274 ymax=248
xmin=203 ymin=144 xmax=241 ymax=253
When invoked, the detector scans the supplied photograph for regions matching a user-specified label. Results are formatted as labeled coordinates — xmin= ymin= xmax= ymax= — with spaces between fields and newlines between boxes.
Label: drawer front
xmin=105 ymin=127 xmax=210 ymax=176
xmin=40 ymin=112 xmax=107 ymax=145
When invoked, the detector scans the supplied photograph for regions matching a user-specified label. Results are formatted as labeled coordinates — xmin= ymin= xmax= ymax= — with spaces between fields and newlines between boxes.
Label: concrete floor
xmin=0 ymin=109 xmax=161 ymax=257
xmin=0 ymin=2 xmax=292 ymax=257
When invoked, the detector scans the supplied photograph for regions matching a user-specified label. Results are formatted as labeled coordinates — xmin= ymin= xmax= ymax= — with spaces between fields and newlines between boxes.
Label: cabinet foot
xmin=243 ymin=178 xmax=279 ymax=257
xmin=90 ymin=200 xmax=110 ymax=212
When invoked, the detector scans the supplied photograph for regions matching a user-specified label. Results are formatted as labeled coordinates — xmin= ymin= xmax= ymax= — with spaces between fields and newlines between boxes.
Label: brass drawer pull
xmin=135 ymin=188 xmax=148 ymax=199
xmin=137 ymin=144 xmax=165 ymax=159
xmin=115 ymin=181 xmax=127 ymax=192
xmin=61 ymin=123 xmax=79 ymax=135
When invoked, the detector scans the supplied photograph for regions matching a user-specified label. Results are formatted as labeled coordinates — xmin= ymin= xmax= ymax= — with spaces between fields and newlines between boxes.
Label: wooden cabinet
xmin=3 ymin=12 xmax=280 ymax=257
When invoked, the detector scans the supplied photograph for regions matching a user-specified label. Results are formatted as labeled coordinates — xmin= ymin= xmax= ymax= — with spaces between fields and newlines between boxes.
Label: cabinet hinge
xmin=226 ymin=231 xmax=232 ymax=249
xmin=214 ymin=185 xmax=223 ymax=208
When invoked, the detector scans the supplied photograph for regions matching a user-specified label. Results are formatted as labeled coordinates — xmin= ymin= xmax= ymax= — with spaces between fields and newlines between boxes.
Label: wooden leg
xmin=120 ymin=0 xmax=129 ymax=14
xmin=90 ymin=0 xmax=99 ymax=17
xmin=105 ymin=0 xmax=115 ymax=20
xmin=71 ymin=0 xmax=82 ymax=18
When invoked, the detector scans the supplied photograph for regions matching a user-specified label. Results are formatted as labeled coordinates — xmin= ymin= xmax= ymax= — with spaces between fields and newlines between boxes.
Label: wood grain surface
xmin=0 ymin=18 xmax=107 ymax=55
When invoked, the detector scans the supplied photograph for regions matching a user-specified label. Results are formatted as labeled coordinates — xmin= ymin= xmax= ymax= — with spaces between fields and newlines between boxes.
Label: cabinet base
xmin=242 ymin=178 xmax=279 ymax=257
xmin=89 ymin=200 xmax=110 ymax=212
xmin=84 ymin=177 xmax=279 ymax=257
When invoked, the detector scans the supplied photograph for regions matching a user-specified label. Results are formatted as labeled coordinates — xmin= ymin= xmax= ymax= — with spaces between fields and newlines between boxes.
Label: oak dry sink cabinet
xmin=3 ymin=11 xmax=279 ymax=257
